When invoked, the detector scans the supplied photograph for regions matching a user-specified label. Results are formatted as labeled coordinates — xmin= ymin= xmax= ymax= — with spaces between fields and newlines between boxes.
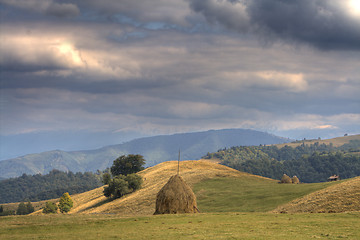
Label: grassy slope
xmin=273 ymin=176 xmax=360 ymax=213
xmin=193 ymin=177 xmax=336 ymax=213
xmin=68 ymin=160 xmax=270 ymax=215
xmin=5 ymin=159 xmax=358 ymax=216
xmin=25 ymin=160 xmax=340 ymax=215
xmin=276 ymin=134 xmax=360 ymax=148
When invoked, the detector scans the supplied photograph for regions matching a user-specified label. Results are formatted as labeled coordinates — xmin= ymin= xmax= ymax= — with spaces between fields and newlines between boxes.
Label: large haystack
xmin=154 ymin=174 xmax=199 ymax=214
xmin=280 ymin=174 xmax=292 ymax=183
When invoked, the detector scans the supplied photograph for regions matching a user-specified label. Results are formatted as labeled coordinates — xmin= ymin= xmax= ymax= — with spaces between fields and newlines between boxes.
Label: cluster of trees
xmin=16 ymin=201 xmax=34 ymax=215
xmin=0 ymin=192 xmax=74 ymax=216
xmin=0 ymin=170 xmax=102 ymax=204
xmin=204 ymin=141 xmax=360 ymax=182
xmin=103 ymin=154 xmax=144 ymax=199
xmin=0 ymin=201 xmax=35 ymax=216
xmin=42 ymin=192 xmax=73 ymax=214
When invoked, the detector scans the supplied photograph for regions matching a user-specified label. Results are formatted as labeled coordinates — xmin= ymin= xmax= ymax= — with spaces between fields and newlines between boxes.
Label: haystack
xmin=291 ymin=176 xmax=300 ymax=184
xmin=154 ymin=174 xmax=199 ymax=214
xmin=280 ymin=174 xmax=292 ymax=183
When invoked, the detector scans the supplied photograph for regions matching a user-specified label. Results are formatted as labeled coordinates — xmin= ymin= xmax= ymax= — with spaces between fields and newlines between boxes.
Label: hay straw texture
xmin=154 ymin=175 xmax=199 ymax=214
xmin=281 ymin=174 xmax=292 ymax=183
xmin=291 ymin=176 xmax=300 ymax=184
xmin=273 ymin=177 xmax=360 ymax=213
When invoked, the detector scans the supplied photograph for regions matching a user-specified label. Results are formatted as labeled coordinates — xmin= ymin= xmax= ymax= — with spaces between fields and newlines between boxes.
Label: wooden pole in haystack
xmin=178 ymin=149 xmax=180 ymax=175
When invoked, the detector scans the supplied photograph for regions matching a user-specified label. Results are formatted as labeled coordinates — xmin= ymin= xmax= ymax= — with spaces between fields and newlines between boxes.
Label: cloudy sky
xmin=1 ymin=0 xmax=360 ymax=159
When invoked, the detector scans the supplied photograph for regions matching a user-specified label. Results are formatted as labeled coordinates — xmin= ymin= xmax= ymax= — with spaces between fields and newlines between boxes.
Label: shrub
xmin=104 ymin=175 xmax=130 ymax=198
xmin=125 ymin=174 xmax=143 ymax=192
xmin=43 ymin=202 xmax=58 ymax=214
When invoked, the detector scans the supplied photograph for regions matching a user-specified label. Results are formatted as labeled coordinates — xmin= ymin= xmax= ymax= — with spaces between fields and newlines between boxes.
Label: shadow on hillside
xmin=78 ymin=197 xmax=114 ymax=213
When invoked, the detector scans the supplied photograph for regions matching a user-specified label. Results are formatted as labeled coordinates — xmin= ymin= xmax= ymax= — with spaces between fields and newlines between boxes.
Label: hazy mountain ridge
xmin=0 ymin=129 xmax=290 ymax=179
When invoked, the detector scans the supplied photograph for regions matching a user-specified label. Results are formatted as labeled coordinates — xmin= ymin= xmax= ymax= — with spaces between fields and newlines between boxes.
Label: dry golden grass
xmin=276 ymin=134 xmax=360 ymax=148
xmin=272 ymin=177 xmax=360 ymax=213
xmin=66 ymin=160 xmax=272 ymax=216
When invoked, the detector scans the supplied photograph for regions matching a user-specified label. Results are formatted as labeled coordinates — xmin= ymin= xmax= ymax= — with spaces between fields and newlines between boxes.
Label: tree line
xmin=0 ymin=170 xmax=102 ymax=204
xmin=204 ymin=140 xmax=360 ymax=182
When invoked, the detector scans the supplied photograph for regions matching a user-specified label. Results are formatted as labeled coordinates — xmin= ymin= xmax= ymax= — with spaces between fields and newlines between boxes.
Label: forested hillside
xmin=0 ymin=129 xmax=290 ymax=179
xmin=0 ymin=170 xmax=102 ymax=204
xmin=204 ymin=139 xmax=360 ymax=183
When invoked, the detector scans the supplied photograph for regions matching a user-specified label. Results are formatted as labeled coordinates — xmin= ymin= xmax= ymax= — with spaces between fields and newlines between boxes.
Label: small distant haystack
xmin=291 ymin=176 xmax=300 ymax=184
xmin=154 ymin=175 xmax=199 ymax=214
xmin=280 ymin=174 xmax=292 ymax=184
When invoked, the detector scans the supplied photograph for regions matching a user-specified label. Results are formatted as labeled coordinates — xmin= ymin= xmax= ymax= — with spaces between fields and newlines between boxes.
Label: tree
xmin=58 ymin=192 xmax=73 ymax=213
xmin=102 ymin=172 xmax=112 ymax=185
xmin=125 ymin=174 xmax=143 ymax=192
xmin=26 ymin=201 xmax=34 ymax=214
xmin=43 ymin=201 xmax=58 ymax=214
xmin=110 ymin=154 xmax=145 ymax=177
xmin=16 ymin=202 xmax=28 ymax=215
xmin=0 ymin=205 xmax=3 ymax=213
xmin=103 ymin=175 xmax=130 ymax=198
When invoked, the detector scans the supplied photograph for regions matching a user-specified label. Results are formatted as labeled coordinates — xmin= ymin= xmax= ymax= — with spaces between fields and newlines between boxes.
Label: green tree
xmin=58 ymin=192 xmax=73 ymax=213
xmin=102 ymin=172 xmax=112 ymax=185
xmin=103 ymin=175 xmax=130 ymax=198
xmin=125 ymin=173 xmax=143 ymax=192
xmin=16 ymin=202 xmax=28 ymax=215
xmin=43 ymin=201 xmax=58 ymax=214
xmin=26 ymin=201 xmax=34 ymax=214
xmin=0 ymin=205 xmax=3 ymax=213
xmin=110 ymin=154 xmax=145 ymax=176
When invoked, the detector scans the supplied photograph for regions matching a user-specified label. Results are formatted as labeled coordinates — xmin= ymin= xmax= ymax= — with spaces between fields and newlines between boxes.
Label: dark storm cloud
xmin=188 ymin=0 xmax=360 ymax=50
xmin=45 ymin=2 xmax=80 ymax=18
xmin=0 ymin=0 xmax=79 ymax=18
xmin=0 ymin=0 xmax=359 ymax=150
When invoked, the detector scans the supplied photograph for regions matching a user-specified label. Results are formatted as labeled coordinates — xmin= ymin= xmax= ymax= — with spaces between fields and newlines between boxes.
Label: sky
xmin=1 ymin=0 xmax=360 ymax=160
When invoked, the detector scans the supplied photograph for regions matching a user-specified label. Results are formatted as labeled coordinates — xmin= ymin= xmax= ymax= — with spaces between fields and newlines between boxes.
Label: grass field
xmin=1 ymin=213 xmax=360 ymax=239
xmin=2 ymin=159 xmax=359 ymax=239
xmin=193 ymin=177 xmax=338 ymax=213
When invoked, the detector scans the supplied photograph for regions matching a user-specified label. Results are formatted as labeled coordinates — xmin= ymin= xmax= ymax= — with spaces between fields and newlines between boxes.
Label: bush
xmin=43 ymin=202 xmax=58 ymax=214
xmin=104 ymin=175 xmax=130 ymax=198
xmin=103 ymin=174 xmax=143 ymax=199
xmin=125 ymin=174 xmax=143 ymax=192
xmin=58 ymin=192 xmax=73 ymax=213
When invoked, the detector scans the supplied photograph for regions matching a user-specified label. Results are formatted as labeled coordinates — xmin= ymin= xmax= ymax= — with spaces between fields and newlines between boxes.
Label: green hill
xmin=204 ymin=134 xmax=360 ymax=183
xmin=4 ymin=160 xmax=338 ymax=215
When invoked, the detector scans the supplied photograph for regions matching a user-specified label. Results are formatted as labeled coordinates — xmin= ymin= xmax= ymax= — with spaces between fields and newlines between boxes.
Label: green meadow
xmin=193 ymin=177 xmax=339 ymax=212
xmin=1 ymin=213 xmax=360 ymax=239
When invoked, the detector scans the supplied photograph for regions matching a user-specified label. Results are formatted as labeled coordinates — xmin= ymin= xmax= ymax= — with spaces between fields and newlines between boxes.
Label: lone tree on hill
xmin=58 ymin=192 xmax=73 ymax=213
xmin=110 ymin=154 xmax=145 ymax=176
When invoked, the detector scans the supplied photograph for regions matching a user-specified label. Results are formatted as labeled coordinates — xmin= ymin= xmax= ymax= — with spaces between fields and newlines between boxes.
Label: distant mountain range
xmin=0 ymin=129 xmax=291 ymax=179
